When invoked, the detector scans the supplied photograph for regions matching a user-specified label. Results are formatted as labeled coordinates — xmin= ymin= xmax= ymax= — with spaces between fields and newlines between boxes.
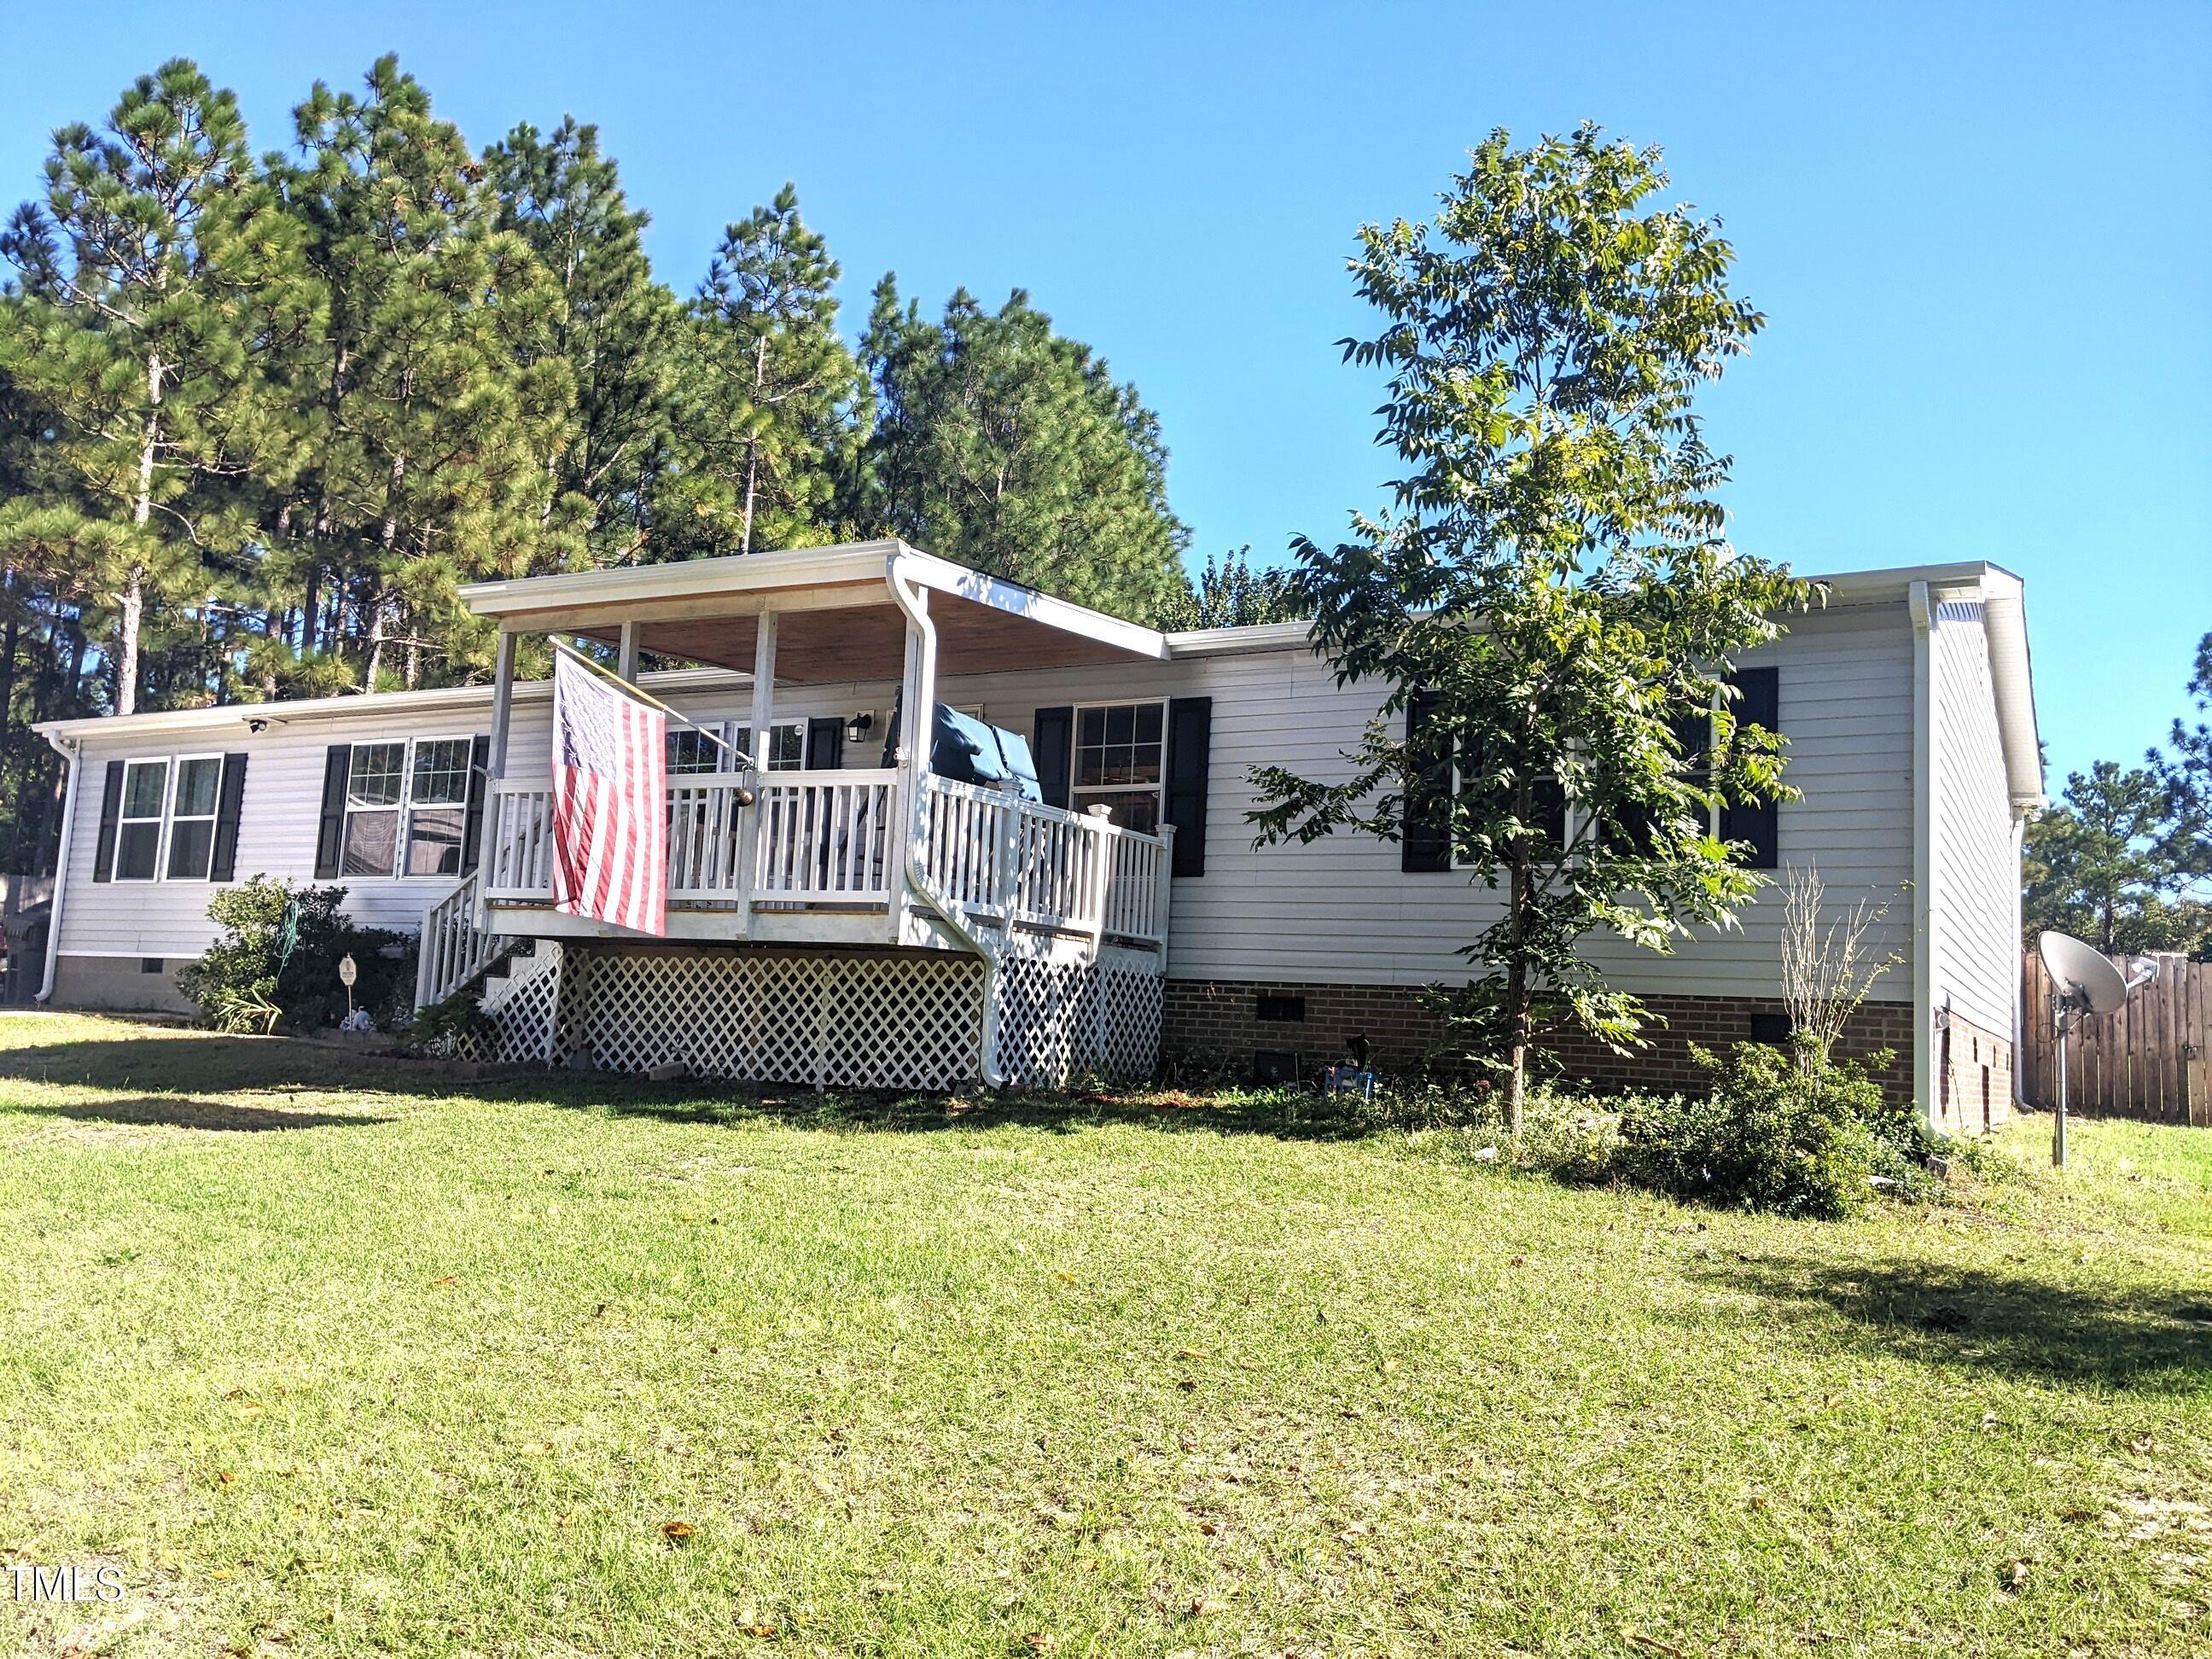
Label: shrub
xmin=178 ymin=877 xmax=415 ymax=1033
xmin=407 ymin=990 xmax=499 ymax=1058
xmin=1613 ymin=1039 xmax=1892 ymax=1219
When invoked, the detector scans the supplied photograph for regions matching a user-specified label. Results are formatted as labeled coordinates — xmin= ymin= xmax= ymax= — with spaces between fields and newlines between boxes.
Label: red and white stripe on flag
xmin=550 ymin=653 xmax=667 ymax=935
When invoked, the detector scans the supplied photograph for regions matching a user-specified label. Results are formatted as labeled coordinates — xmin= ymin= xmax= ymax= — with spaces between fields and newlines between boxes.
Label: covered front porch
xmin=413 ymin=541 xmax=1179 ymax=1088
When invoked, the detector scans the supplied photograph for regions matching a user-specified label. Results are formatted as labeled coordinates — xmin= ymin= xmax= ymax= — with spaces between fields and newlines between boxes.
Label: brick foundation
xmin=1162 ymin=977 xmax=1918 ymax=1108
xmin=1934 ymin=1010 xmax=2015 ymax=1132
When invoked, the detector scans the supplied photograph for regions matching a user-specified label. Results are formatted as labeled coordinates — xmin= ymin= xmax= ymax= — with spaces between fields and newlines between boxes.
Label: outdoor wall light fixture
xmin=845 ymin=710 xmax=875 ymax=742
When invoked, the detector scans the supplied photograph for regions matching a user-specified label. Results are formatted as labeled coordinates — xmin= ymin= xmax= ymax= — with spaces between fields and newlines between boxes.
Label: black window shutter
xmin=1720 ymin=667 xmax=1780 ymax=869
xmin=210 ymin=754 xmax=249 ymax=882
xmin=805 ymin=716 xmax=845 ymax=771
xmin=1033 ymin=706 xmax=1074 ymax=810
xmin=91 ymin=760 xmax=125 ymax=883
xmin=1164 ymin=696 xmax=1210 ymax=877
xmin=314 ymin=745 xmax=351 ymax=880
xmin=459 ymin=736 xmax=491 ymax=875
xmin=1402 ymin=690 xmax=1452 ymax=872
xmin=1532 ymin=775 xmax=1568 ymax=850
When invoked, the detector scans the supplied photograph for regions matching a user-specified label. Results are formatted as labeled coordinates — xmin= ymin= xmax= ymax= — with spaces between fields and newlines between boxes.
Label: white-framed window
xmin=113 ymin=758 xmax=171 ymax=882
xmin=405 ymin=737 xmax=474 ymax=876
xmin=745 ymin=719 xmax=806 ymax=771
xmin=1072 ymin=700 xmax=1165 ymax=832
xmin=665 ymin=719 xmax=806 ymax=775
xmin=342 ymin=736 xmax=475 ymax=879
xmin=164 ymin=754 xmax=224 ymax=881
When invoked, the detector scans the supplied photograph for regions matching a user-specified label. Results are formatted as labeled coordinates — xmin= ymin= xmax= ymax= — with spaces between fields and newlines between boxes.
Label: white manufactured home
xmin=31 ymin=542 xmax=2040 ymax=1128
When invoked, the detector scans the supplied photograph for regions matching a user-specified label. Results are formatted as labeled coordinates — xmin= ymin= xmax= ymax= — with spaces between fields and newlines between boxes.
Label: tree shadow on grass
xmin=1701 ymin=1253 xmax=2212 ymax=1394
xmin=0 ymin=1027 xmax=1391 ymax=1145
xmin=9 ymin=1096 xmax=393 ymax=1132
xmin=563 ymin=1077 xmax=1390 ymax=1145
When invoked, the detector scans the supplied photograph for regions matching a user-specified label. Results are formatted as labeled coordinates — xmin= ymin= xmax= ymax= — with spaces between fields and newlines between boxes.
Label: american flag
xmin=551 ymin=653 xmax=667 ymax=935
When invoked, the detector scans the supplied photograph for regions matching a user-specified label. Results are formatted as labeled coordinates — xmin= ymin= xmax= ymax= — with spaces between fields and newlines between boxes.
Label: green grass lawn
xmin=2 ymin=1012 xmax=2208 ymax=1658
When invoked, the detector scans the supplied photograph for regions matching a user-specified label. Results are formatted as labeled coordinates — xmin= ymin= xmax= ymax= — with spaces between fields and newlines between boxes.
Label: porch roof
xmin=456 ymin=539 xmax=1171 ymax=684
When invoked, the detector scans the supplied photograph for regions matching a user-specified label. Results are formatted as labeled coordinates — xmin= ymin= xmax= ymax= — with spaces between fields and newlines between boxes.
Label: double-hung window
xmin=1073 ymin=701 xmax=1165 ymax=832
xmin=114 ymin=759 xmax=170 ymax=882
xmin=165 ymin=755 xmax=224 ymax=881
xmin=341 ymin=736 xmax=475 ymax=878
xmin=405 ymin=738 xmax=474 ymax=876
xmin=341 ymin=742 xmax=405 ymax=877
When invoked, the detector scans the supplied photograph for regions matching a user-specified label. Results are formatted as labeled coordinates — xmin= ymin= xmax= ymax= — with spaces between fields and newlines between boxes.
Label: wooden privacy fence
xmin=2020 ymin=951 xmax=2210 ymax=1126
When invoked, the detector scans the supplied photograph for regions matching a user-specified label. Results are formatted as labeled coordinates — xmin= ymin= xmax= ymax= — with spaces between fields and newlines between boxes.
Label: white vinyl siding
xmin=51 ymin=605 xmax=1928 ymax=1009
xmin=1930 ymin=601 xmax=2020 ymax=1039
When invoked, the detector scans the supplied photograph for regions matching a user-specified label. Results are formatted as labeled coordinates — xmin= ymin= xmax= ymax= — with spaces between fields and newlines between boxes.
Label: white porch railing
xmin=416 ymin=868 xmax=509 ymax=1010
xmin=478 ymin=769 xmax=1172 ymax=952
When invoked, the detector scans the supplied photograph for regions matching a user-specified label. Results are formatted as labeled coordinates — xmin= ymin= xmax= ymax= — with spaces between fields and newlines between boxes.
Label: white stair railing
xmin=920 ymin=778 xmax=1173 ymax=950
xmin=415 ymin=867 xmax=509 ymax=1010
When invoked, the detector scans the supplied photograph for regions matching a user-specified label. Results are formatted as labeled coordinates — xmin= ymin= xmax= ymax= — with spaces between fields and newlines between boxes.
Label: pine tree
xmin=484 ymin=117 xmax=676 ymax=568
xmin=276 ymin=56 xmax=573 ymax=690
xmin=1155 ymin=545 xmax=1309 ymax=629
xmin=858 ymin=278 xmax=1189 ymax=623
xmin=658 ymin=184 xmax=859 ymax=558
xmin=0 ymin=59 xmax=315 ymax=713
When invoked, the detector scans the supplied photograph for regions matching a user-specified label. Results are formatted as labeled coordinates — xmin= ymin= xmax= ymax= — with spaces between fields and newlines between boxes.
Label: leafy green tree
xmin=859 ymin=278 xmax=1189 ymax=623
xmin=1250 ymin=126 xmax=1802 ymax=1126
xmin=1156 ymin=544 xmax=1310 ymax=630
xmin=277 ymin=56 xmax=573 ymax=690
xmin=485 ymin=117 xmax=676 ymax=568
xmin=659 ymin=184 xmax=858 ymax=558
xmin=2025 ymin=760 xmax=2207 ymax=956
xmin=0 ymin=59 xmax=315 ymax=713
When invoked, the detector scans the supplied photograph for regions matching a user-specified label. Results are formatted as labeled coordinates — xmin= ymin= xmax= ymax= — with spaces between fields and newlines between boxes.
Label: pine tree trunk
xmin=363 ymin=597 xmax=386 ymax=690
xmin=364 ymin=451 xmax=405 ymax=693
xmin=118 ymin=351 xmax=164 ymax=717
xmin=0 ymin=569 xmax=19 ymax=766
xmin=740 ymin=334 xmax=766 ymax=555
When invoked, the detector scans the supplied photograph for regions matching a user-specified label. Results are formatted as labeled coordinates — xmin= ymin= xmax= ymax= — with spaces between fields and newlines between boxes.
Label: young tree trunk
xmin=1503 ymin=857 xmax=1530 ymax=1134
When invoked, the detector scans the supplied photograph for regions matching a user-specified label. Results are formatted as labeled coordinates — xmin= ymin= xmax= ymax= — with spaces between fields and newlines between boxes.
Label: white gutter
xmin=35 ymin=730 xmax=82 ymax=1004
xmin=886 ymin=551 xmax=1005 ymax=1087
xmin=1976 ymin=573 xmax=2044 ymax=812
xmin=1908 ymin=580 xmax=1937 ymax=1130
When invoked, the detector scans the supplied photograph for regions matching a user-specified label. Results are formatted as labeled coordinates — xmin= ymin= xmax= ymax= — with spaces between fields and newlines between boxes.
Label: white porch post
xmin=474 ymin=629 xmax=518 ymax=928
xmin=897 ymin=582 xmax=938 ymax=892
xmin=735 ymin=609 xmax=777 ymax=917
xmin=617 ymin=619 xmax=641 ymax=683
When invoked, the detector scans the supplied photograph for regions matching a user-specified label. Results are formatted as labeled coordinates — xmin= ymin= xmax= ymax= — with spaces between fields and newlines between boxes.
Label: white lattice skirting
xmin=992 ymin=956 xmax=1164 ymax=1089
xmin=560 ymin=946 xmax=989 ymax=1091
xmin=445 ymin=940 xmax=1162 ymax=1091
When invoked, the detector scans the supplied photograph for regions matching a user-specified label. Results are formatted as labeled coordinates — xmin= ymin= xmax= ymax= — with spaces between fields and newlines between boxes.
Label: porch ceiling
xmin=569 ymin=588 xmax=1151 ymax=682
xmin=459 ymin=540 xmax=1168 ymax=685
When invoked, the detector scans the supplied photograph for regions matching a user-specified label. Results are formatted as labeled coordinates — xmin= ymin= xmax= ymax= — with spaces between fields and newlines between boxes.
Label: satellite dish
xmin=2038 ymin=930 xmax=2129 ymax=1016
xmin=2037 ymin=931 xmax=2160 ymax=1169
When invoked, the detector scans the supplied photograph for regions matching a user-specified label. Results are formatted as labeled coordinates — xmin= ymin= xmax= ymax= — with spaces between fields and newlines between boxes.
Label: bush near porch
xmin=2 ymin=1013 xmax=2208 ymax=1657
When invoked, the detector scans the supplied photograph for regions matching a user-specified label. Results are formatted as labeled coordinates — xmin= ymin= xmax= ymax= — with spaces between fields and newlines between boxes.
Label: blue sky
xmin=1 ymin=0 xmax=2204 ymax=790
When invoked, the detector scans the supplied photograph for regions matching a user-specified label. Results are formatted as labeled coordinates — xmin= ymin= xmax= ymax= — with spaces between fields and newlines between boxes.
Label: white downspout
xmin=886 ymin=552 xmax=1004 ymax=1086
xmin=1909 ymin=581 xmax=1937 ymax=1131
xmin=35 ymin=731 xmax=82 ymax=1004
